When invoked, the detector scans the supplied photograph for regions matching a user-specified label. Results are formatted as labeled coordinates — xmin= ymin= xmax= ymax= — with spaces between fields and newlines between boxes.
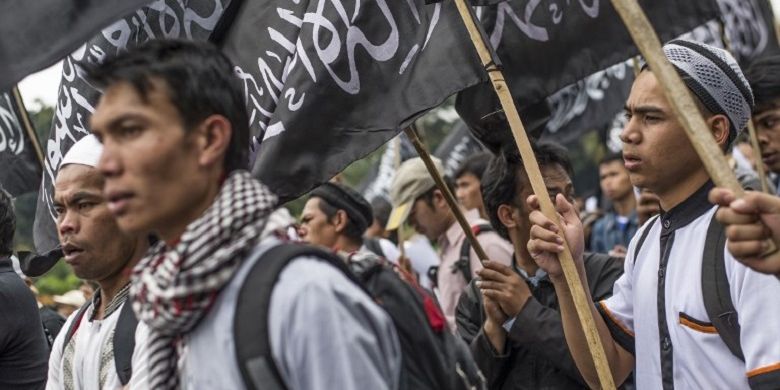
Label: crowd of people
xmin=0 ymin=37 xmax=779 ymax=390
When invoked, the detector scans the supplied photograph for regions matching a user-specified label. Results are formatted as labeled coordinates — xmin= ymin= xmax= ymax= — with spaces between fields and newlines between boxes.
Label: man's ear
xmin=433 ymin=189 xmax=448 ymax=209
xmin=332 ymin=210 xmax=349 ymax=233
xmin=195 ymin=114 xmax=232 ymax=168
xmin=497 ymin=204 xmax=519 ymax=232
xmin=708 ymin=114 xmax=730 ymax=149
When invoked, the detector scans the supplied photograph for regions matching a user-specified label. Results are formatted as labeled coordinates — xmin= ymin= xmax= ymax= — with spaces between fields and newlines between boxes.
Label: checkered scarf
xmin=130 ymin=170 xmax=278 ymax=389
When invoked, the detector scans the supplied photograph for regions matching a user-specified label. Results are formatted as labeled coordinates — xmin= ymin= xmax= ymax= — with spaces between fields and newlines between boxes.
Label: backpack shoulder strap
xmin=632 ymin=215 xmax=659 ymax=264
xmin=457 ymin=224 xmax=494 ymax=283
xmin=61 ymin=301 xmax=92 ymax=355
xmin=235 ymin=243 xmax=355 ymax=390
xmin=363 ymin=237 xmax=385 ymax=258
xmin=701 ymin=212 xmax=744 ymax=361
xmin=114 ymin=299 xmax=139 ymax=385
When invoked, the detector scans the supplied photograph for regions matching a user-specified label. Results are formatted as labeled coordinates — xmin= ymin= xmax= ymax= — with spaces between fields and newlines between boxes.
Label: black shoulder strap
xmin=114 ymin=300 xmax=139 ymax=385
xmin=363 ymin=237 xmax=385 ymax=258
xmin=235 ymin=243 xmax=356 ymax=390
xmin=632 ymin=215 xmax=659 ymax=264
xmin=457 ymin=224 xmax=494 ymax=283
xmin=61 ymin=301 xmax=92 ymax=355
xmin=701 ymin=212 xmax=744 ymax=361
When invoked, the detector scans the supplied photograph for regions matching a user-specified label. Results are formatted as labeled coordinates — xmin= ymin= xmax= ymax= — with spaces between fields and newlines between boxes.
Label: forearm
xmin=551 ymin=274 xmax=633 ymax=388
xmin=471 ymin=326 xmax=510 ymax=388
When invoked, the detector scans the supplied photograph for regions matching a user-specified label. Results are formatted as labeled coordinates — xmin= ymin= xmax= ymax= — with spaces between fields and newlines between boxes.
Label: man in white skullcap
xmin=527 ymin=39 xmax=780 ymax=389
xmin=46 ymin=134 xmax=150 ymax=390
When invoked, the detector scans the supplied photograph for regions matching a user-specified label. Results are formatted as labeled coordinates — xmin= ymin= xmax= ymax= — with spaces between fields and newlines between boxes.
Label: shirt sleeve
xmin=269 ymin=258 xmax=402 ymax=390
xmin=597 ymin=230 xmax=639 ymax=355
xmin=46 ymin=313 xmax=76 ymax=390
xmin=725 ymin=250 xmax=780 ymax=388
xmin=128 ymin=321 xmax=150 ymax=389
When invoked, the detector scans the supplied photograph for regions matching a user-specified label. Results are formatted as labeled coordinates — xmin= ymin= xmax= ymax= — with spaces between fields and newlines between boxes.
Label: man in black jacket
xmin=456 ymin=143 xmax=624 ymax=389
xmin=0 ymin=189 xmax=48 ymax=389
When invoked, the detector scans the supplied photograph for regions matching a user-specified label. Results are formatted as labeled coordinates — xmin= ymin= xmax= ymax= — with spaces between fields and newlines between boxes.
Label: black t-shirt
xmin=0 ymin=257 xmax=48 ymax=389
xmin=39 ymin=306 xmax=65 ymax=349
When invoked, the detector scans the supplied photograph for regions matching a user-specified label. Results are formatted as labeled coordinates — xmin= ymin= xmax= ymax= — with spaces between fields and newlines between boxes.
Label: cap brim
xmin=385 ymin=202 xmax=412 ymax=231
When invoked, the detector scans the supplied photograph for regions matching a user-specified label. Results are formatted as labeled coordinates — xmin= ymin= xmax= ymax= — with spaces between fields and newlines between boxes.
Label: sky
xmin=15 ymin=0 xmax=780 ymax=111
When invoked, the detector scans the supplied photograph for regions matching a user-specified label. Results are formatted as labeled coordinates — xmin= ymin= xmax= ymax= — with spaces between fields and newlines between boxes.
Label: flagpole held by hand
xmin=449 ymin=1 xmax=616 ymax=388
xmin=404 ymin=125 xmax=491 ymax=263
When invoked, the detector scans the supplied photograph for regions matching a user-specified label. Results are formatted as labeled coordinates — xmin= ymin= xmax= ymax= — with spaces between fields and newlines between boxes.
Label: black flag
xmin=0 ymin=89 xmax=42 ymax=196
xmin=434 ymin=121 xmax=486 ymax=177
xmin=457 ymin=0 xmax=721 ymax=141
xmin=0 ymin=0 xmax=153 ymax=91
xmin=33 ymin=1 xmax=229 ymax=253
xmin=359 ymin=134 xmax=417 ymax=202
xmin=218 ymin=0 xmax=486 ymax=202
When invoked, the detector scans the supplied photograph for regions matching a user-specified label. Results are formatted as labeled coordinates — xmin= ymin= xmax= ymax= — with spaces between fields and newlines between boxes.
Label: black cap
xmin=310 ymin=182 xmax=373 ymax=234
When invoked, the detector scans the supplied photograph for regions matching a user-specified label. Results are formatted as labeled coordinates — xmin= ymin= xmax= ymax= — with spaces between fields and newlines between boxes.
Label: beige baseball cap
xmin=386 ymin=157 xmax=443 ymax=231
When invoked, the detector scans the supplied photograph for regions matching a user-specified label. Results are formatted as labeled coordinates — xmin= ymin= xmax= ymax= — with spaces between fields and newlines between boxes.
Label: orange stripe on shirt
xmin=747 ymin=362 xmax=780 ymax=378
xmin=678 ymin=317 xmax=718 ymax=334
xmin=598 ymin=301 xmax=635 ymax=337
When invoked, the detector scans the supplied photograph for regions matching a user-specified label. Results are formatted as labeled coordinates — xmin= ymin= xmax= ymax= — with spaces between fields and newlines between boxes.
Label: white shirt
xmin=46 ymin=301 xmax=149 ymax=390
xmin=599 ymin=184 xmax=780 ymax=389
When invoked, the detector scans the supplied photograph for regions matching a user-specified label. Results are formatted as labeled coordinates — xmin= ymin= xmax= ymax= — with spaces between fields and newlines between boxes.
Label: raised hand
xmin=526 ymin=193 xmax=585 ymax=280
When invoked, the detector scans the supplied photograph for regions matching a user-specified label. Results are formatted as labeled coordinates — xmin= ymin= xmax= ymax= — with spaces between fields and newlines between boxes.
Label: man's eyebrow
xmin=624 ymin=105 xmax=666 ymax=115
xmin=101 ymin=113 xmax=147 ymax=132
xmin=69 ymin=191 xmax=104 ymax=204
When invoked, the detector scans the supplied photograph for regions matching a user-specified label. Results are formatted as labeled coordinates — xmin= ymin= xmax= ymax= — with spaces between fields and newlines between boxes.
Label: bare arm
xmin=526 ymin=194 xmax=634 ymax=387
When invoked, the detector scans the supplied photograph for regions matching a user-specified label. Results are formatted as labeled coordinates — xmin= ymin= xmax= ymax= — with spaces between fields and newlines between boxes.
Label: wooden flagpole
xmin=393 ymin=136 xmax=408 ymax=261
xmin=10 ymin=87 xmax=45 ymax=169
xmin=610 ymin=0 xmax=778 ymax=256
xmin=450 ymin=1 xmax=616 ymax=388
xmin=404 ymin=125 xmax=491 ymax=262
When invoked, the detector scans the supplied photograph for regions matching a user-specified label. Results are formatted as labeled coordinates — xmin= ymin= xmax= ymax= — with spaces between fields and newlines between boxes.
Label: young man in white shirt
xmin=527 ymin=40 xmax=780 ymax=389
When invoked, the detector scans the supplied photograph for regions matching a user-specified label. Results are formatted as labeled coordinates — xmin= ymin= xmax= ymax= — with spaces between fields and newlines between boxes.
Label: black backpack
xmin=633 ymin=213 xmax=743 ymax=360
xmin=364 ymin=237 xmax=386 ymax=258
xmin=61 ymin=299 xmax=139 ymax=385
xmin=234 ymin=243 xmax=486 ymax=390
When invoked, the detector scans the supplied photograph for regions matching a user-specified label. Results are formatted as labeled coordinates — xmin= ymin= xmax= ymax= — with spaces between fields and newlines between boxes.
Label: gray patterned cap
xmin=663 ymin=39 xmax=754 ymax=144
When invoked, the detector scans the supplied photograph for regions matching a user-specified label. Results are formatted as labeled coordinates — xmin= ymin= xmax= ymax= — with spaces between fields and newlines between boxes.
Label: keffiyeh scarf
xmin=130 ymin=170 xmax=278 ymax=389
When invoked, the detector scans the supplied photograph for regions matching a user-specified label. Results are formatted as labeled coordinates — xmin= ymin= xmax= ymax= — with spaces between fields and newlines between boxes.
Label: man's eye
xmin=78 ymin=202 xmax=96 ymax=211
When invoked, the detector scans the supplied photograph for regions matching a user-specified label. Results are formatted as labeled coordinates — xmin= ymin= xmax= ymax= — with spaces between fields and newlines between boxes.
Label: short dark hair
xmin=746 ymin=54 xmax=780 ymax=113
xmin=599 ymin=152 xmax=624 ymax=167
xmin=84 ymin=39 xmax=249 ymax=172
xmin=454 ymin=151 xmax=492 ymax=181
xmin=482 ymin=142 xmax=572 ymax=240
xmin=0 ymin=189 xmax=16 ymax=256
xmin=370 ymin=197 xmax=392 ymax=228
xmin=316 ymin=198 xmax=365 ymax=243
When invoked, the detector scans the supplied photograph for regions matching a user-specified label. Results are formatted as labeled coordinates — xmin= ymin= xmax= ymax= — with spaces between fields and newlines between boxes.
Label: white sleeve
xmin=725 ymin=250 xmax=780 ymax=385
xmin=46 ymin=313 xmax=76 ymax=390
xmin=378 ymin=239 xmax=400 ymax=264
xmin=128 ymin=321 xmax=150 ymax=389
xmin=269 ymin=258 xmax=402 ymax=390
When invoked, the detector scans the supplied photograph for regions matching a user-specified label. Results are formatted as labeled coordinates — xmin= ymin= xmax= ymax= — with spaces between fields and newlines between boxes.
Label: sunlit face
xmin=456 ymin=173 xmax=484 ymax=213
xmin=298 ymin=197 xmax=338 ymax=248
xmin=91 ymin=80 xmax=211 ymax=239
xmin=754 ymin=100 xmax=780 ymax=173
xmin=54 ymin=164 xmax=137 ymax=282
xmin=599 ymin=160 xmax=633 ymax=202
xmin=620 ymin=71 xmax=703 ymax=195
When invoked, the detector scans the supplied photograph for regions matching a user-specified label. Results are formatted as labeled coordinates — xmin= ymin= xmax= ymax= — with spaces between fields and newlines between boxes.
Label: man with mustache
xmin=46 ymin=134 xmax=150 ymax=389
xmin=527 ymin=40 xmax=780 ymax=389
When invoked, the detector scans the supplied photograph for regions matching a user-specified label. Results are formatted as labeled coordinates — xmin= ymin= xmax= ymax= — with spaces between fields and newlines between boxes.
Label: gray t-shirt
xmin=178 ymin=240 xmax=402 ymax=389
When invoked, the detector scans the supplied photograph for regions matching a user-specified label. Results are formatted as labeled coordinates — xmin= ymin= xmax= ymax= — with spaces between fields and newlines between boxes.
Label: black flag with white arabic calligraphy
xmin=0 ymin=91 xmax=41 ymax=197
xmin=33 ymin=0 xmax=230 ymax=253
xmin=218 ymin=0 xmax=486 ymax=202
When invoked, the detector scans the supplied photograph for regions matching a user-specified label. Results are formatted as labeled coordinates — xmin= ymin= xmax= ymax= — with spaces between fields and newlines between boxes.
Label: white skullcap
xmin=61 ymin=134 xmax=103 ymax=168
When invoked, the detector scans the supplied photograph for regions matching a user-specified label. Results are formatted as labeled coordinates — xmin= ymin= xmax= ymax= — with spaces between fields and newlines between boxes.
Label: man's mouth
xmin=62 ymin=243 xmax=84 ymax=263
xmin=106 ymin=191 xmax=134 ymax=215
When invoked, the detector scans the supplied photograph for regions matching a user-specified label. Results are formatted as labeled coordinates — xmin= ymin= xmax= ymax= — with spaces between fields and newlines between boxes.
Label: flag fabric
xmin=434 ymin=121 xmax=485 ymax=177
xmin=0 ymin=0 xmax=154 ymax=91
xmin=33 ymin=0 xmax=229 ymax=253
xmin=0 ymin=90 xmax=41 ymax=197
xmin=359 ymin=134 xmax=417 ymax=202
xmin=457 ymin=0 xmax=721 ymax=136
xmin=218 ymin=0 xmax=486 ymax=202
